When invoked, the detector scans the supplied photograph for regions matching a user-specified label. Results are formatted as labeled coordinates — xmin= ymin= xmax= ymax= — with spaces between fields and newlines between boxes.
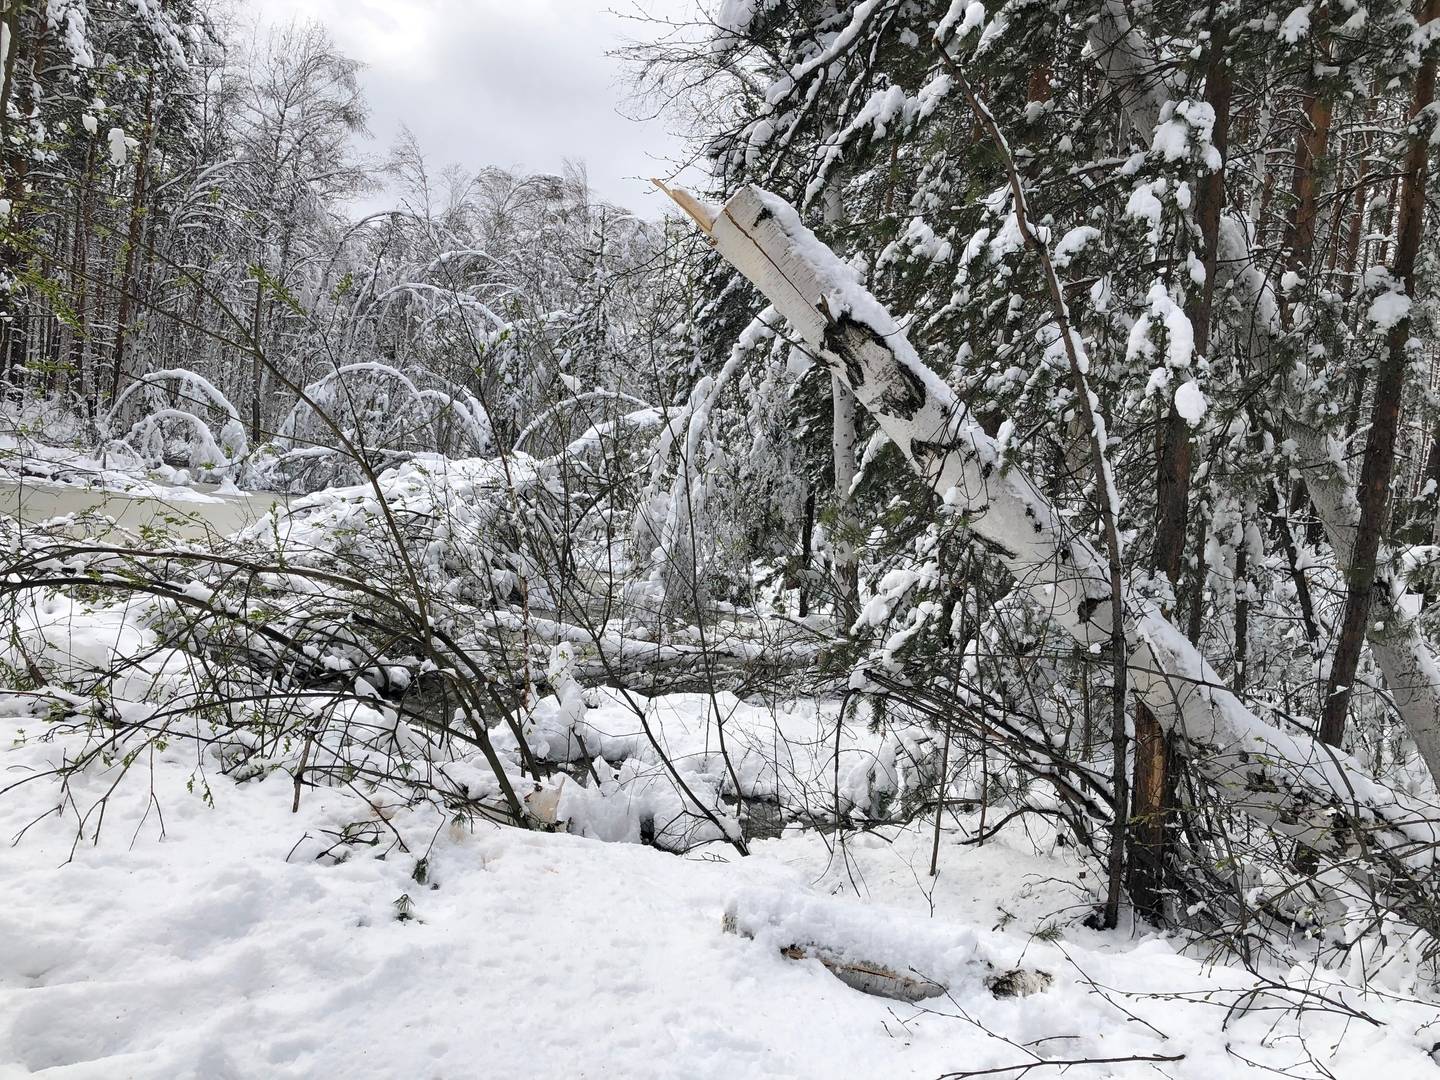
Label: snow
xmin=1150 ymin=115 xmax=1191 ymax=161
xmin=240 ymin=451 xmax=559 ymax=605
xmin=805 ymin=83 xmax=918 ymax=202
xmin=107 ymin=126 xmax=127 ymax=167
xmin=1150 ymin=100 xmax=1217 ymax=165
xmin=1174 ymin=380 xmax=1207 ymax=425
xmin=7 ymin=407 xmax=1440 ymax=1076
xmin=4 ymin=692 xmax=1440 ymax=1078
xmin=1127 ymin=280 xmax=1195 ymax=370
xmin=1369 ymin=289 xmax=1412 ymax=331
xmin=5 ymin=593 xmax=179 ymax=697
xmin=1280 ymin=4 xmax=1312 ymax=43
xmin=936 ymin=0 xmax=986 ymax=44
xmin=1050 ymin=225 xmax=1099 ymax=267
xmin=46 ymin=0 xmax=94 ymax=67
xmin=497 ymin=685 xmax=890 ymax=847
xmin=275 ymin=362 xmax=494 ymax=463
xmin=711 ymin=0 xmax=776 ymax=44
xmin=0 ymin=432 xmax=251 ymax=506
xmin=1124 ymin=182 xmax=1164 ymax=243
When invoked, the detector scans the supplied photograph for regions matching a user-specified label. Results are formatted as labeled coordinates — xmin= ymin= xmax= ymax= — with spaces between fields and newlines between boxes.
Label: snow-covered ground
xmin=3 ymin=438 xmax=1439 ymax=1078
xmin=3 ymin=699 xmax=1438 ymax=1079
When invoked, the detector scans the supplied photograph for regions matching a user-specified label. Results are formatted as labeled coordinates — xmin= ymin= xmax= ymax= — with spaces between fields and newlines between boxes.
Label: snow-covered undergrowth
xmin=6 ymin=436 xmax=1440 ymax=1076
xmin=3 ymin=381 xmax=256 ymax=495
xmin=0 ymin=430 xmax=241 ymax=504
xmin=0 ymin=572 xmax=915 ymax=854
xmin=271 ymin=363 xmax=497 ymax=490
xmin=232 ymin=445 xmax=820 ymax=688
xmin=108 ymin=369 xmax=249 ymax=479
xmin=240 ymin=452 xmax=561 ymax=608
xmin=502 ymin=679 xmax=943 ymax=846
xmin=4 ymin=360 xmax=500 ymax=501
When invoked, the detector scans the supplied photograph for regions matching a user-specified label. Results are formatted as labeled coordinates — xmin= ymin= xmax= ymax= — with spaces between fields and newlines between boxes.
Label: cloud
xmin=250 ymin=0 xmax=700 ymax=214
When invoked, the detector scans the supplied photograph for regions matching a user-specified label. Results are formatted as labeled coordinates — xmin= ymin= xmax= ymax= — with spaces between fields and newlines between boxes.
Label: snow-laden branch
xmin=629 ymin=308 xmax=778 ymax=607
xmin=106 ymin=368 xmax=248 ymax=472
xmin=1085 ymin=0 xmax=1169 ymax=141
xmin=274 ymin=362 xmax=494 ymax=458
xmin=512 ymin=390 xmax=656 ymax=453
xmin=110 ymin=367 xmax=243 ymax=427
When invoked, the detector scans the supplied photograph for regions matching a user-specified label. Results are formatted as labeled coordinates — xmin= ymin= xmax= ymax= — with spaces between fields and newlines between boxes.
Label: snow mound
xmin=726 ymin=884 xmax=986 ymax=993
xmin=241 ymin=452 xmax=561 ymax=606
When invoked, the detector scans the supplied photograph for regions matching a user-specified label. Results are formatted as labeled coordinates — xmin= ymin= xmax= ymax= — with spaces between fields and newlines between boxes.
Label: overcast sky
xmin=250 ymin=0 xmax=704 ymax=215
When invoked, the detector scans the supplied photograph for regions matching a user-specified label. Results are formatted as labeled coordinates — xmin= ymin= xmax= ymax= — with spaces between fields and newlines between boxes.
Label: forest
xmin=2 ymin=0 xmax=1440 ymax=1076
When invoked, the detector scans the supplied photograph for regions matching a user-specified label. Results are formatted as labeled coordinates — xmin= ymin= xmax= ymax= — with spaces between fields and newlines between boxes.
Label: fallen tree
xmin=661 ymin=181 xmax=1440 ymax=928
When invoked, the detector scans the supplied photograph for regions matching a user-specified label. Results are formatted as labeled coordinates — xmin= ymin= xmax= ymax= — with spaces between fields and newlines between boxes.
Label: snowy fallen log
xmin=729 ymin=919 xmax=948 ymax=1003
xmin=664 ymin=182 xmax=1440 ymax=915
xmin=722 ymin=887 xmax=1050 ymax=1003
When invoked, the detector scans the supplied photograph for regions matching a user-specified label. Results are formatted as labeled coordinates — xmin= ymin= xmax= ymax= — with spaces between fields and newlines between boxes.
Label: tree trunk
xmin=799 ymin=489 xmax=815 ymax=619
xmin=831 ymin=374 xmax=860 ymax=626
xmin=1415 ymin=434 xmax=1440 ymax=545
xmin=821 ymin=175 xmax=861 ymax=628
xmin=1128 ymin=18 xmax=1232 ymax=923
xmin=250 ymin=278 xmax=265 ymax=442
xmin=1342 ymin=109 xmax=1372 ymax=294
xmin=67 ymin=140 xmax=96 ymax=411
xmin=0 ymin=0 xmax=25 ymax=385
xmin=1232 ymin=505 xmax=1253 ymax=694
xmin=109 ymin=71 xmax=156 ymax=406
xmin=1284 ymin=86 xmax=1333 ymax=282
xmin=1268 ymin=479 xmax=1320 ymax=645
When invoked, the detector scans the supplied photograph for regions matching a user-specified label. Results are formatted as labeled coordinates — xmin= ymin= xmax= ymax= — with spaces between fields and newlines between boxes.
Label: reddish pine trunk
xmin=1127 ymin=19 xmax=1231 ymax=923
xmin=1285 ymin=93 xmax=1333 ymax=274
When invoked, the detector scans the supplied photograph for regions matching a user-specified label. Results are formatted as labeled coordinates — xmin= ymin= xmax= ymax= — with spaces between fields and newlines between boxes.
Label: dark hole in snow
xmin=1076 ymin=595 xmax=1105 ymax=625
xmin=984 ymin=967 xmax=1054 ymax=998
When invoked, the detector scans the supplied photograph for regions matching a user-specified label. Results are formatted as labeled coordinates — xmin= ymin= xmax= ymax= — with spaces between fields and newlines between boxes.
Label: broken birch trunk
xmin=663 ymin=181 xmax=1439 ymax=918
xmin=722 ymin=887 xmax=1050 ymax=1003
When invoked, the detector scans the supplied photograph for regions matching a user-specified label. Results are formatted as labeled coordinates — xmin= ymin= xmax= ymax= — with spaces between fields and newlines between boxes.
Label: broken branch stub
xmin=721 ymin=896 xmax=1049 ymax=1003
